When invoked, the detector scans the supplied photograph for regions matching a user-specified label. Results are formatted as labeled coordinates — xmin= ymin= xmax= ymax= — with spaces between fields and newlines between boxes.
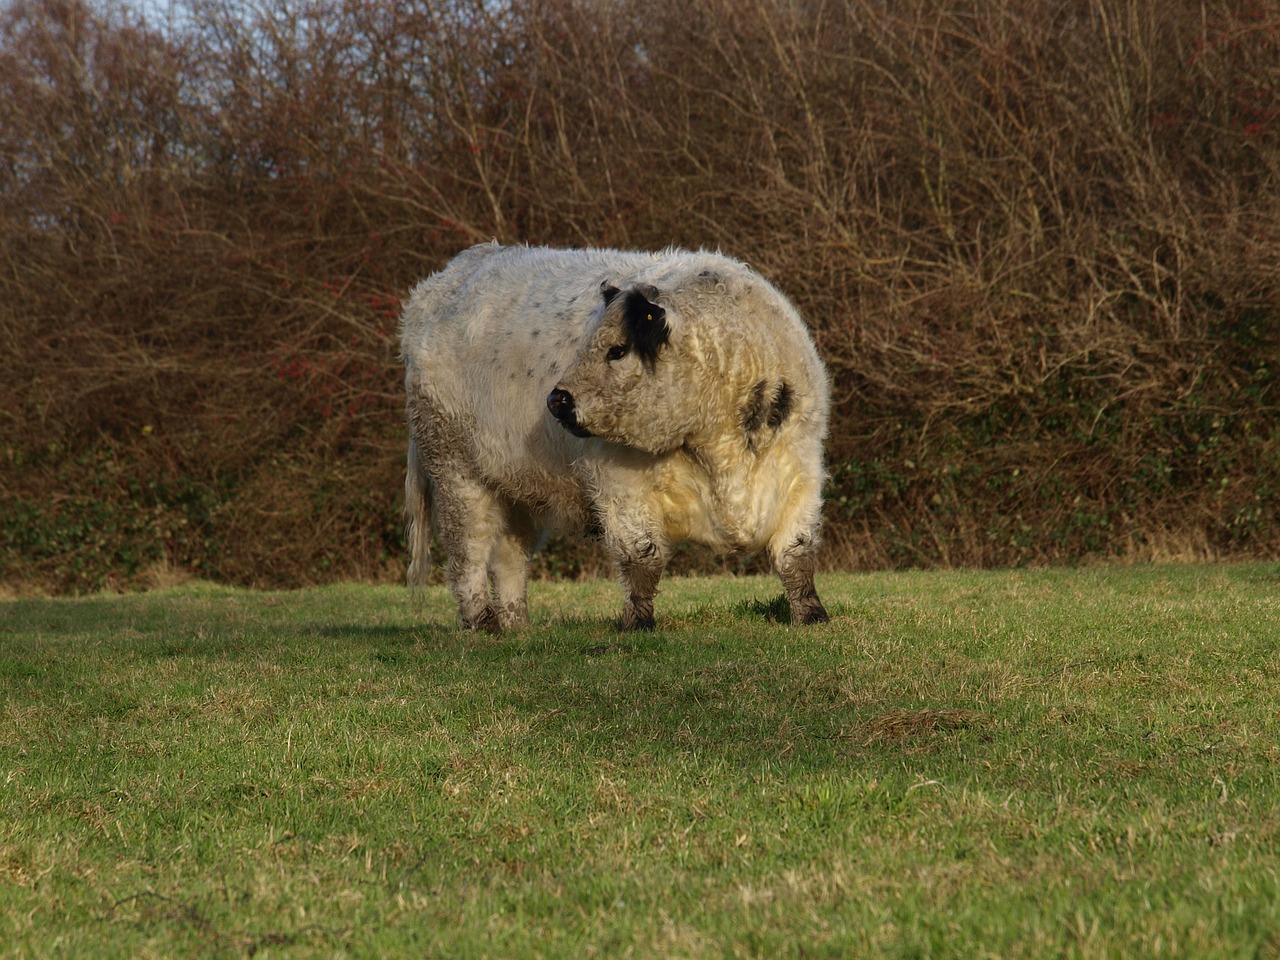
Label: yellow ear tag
xmin=646 ymin=314 xmax=653 ymax=322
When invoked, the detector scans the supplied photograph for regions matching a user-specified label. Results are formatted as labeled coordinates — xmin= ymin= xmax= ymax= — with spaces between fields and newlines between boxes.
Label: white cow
xmin=400 ymin=242 xmax=830 ymax=631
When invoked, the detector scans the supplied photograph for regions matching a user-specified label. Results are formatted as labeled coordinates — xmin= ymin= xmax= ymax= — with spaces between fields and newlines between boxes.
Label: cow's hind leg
xmin=489 ymin=507 xmax=534 ymax=629
xmin=404 ymin=436 xmax=434 ymax=586
xmin=434 ymin=474 xmax=504 ymax=633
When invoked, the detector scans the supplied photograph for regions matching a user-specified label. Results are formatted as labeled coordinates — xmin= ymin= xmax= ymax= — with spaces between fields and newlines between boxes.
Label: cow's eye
xmin=605 ymin=344 xmax=628 ymax=362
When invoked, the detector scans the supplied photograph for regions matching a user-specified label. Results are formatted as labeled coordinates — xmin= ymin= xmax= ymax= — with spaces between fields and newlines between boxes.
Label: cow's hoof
xmin=466 ymin=606 xmax=502 ymax=634
xmin=498 ymin=601 xmax=530 ymax=630
xmin=794 ymin=599 xmax=830 ymax=625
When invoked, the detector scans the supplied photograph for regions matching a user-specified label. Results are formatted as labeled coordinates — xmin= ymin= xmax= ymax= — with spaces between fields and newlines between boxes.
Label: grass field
xmin=3 ymin=564 xmax=1280 ymax=958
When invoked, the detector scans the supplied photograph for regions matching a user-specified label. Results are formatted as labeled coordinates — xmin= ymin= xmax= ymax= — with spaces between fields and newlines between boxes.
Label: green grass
xmin=3 ymin=564 xmax=1280 ymax=958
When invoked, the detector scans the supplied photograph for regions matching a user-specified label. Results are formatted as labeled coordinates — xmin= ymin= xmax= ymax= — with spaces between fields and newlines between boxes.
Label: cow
xmin=399 ymin=242 xmax=831 ymax=632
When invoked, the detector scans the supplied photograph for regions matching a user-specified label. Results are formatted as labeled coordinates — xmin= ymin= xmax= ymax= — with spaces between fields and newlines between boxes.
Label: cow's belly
xmin=652 ymin=456 xmax=784 ymax=554
xmin=656 ymin=482 xmax=725 ymax=549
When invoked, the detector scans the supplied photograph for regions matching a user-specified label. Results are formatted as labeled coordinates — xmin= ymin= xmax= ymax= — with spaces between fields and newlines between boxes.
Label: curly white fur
xmin=400 ymin=242 xmax=831 ymax=631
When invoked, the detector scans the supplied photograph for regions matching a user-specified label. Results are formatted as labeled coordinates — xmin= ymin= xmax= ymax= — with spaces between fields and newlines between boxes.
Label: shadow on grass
xmin=305 ymin=624 xmax=437 ymax=643
xmin=731 ymin=593 xmax=793 ymax=624
xmin=5 ymin=589 xmax=981 ymax=770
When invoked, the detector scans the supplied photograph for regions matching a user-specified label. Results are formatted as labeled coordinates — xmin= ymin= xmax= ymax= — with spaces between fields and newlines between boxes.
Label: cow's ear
xmin=621 ymin=289 xmax=669 ymax=370
xmin=600 ymin=282 xmax=620 ymax=305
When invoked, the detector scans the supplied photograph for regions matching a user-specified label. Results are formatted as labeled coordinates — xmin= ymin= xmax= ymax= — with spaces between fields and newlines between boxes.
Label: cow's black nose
xmin=547 ymin=388 xmax=592 ymax=437
xmin=547 ymin=388 xmax=575 ymax=422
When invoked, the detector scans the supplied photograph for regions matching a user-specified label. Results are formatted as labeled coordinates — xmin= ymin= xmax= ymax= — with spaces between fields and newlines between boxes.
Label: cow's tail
xmin=405 ymin=436 xmax=433 ymax=587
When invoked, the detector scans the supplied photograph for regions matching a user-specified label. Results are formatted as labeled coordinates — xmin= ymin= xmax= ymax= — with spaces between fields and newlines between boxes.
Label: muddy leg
xmin=771 ymin=532 xmax=829 ymax=625
xmin=434 ymin=477 xmax=503 ymax=633
xmin=614 ymin=533 xmax=667 ymax=631
xmin=489 ymin=509 xmax=534 ymax=629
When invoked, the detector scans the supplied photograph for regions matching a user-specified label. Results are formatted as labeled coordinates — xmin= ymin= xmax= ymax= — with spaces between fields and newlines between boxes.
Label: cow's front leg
xmin=599 ymin=501 xmax=668 ymax=630
xmin=770 ymin=529 xmax=829 ymax=626
xmin=616 ymin=532 xmax=667 ymax=630
xmin=585 ymin=462 xmax=671 ymax=631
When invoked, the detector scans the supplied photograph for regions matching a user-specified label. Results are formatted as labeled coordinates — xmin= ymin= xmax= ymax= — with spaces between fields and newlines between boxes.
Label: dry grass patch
xmin=849 ymin=708 xmax=983 ymax=745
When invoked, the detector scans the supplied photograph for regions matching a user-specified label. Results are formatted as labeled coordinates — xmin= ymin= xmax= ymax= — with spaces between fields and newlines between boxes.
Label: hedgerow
xmin=2 ymin=0 xmax=1276 ymax=591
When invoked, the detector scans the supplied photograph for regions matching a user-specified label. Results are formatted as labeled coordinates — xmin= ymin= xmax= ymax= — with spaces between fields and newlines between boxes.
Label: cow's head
xmin=548 ymin=282 xmax=696 ymax=454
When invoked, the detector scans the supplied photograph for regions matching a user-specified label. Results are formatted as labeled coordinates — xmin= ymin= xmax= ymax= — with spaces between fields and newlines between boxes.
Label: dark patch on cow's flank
xmin=767 ymin=381 xmax=794 ymax=429
xmin=621 ymin=289 xmax=669 ymax=370
xmin=742 ymin=380 xmax=792 ymax=449
xmin=741 ymin=380 xmax=769 ymax=435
